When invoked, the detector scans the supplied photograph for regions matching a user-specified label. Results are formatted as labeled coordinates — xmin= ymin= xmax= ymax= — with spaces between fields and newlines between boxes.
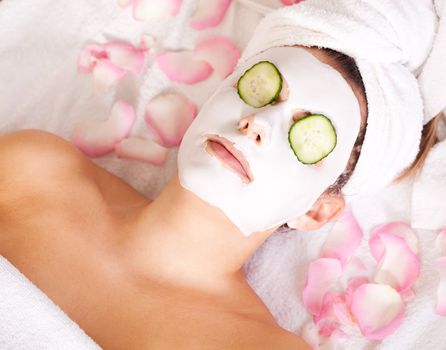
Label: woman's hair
xmin=276 ymin=47 xmax=439 ymax=232
xmin=321 ymin=48 xmax=367 ymax=196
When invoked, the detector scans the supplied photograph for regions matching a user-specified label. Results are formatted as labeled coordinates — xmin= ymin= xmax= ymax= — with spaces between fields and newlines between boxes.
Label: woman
xmin=0 ymin=41 xmax=439 ymax=348
xmin=1 ymin=0 xmax=444 ymax=346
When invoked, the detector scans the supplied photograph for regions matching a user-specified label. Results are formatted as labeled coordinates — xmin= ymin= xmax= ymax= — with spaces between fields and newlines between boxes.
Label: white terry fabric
xmin=419 ymin=0 xmax=446 ymax=122
xmin=411 ymin=135 xmax=446 ymax=230
xmin=410 ymin=0 xmax=446 ymax=232
xmin=0 ymin=256 xmax=100 ymax=350
xmin=1 ymin=0 xmax=446 ymax=349
xmin=238 ymin=0 xmax=441 ymax=200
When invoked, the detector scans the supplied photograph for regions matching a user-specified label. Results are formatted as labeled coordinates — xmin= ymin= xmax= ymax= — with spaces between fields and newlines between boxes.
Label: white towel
xmin=0 ymin=256 xmax=100 ymax=349
xmin=237 ymin=0 xmax=445 ymax=201
xmin=411 ymin=0 xmax=446 ymax=230
xmin=411 ymin=137 xmax=446 ymax=230
xmin=419 ymin=0 xmax=446 ymax=122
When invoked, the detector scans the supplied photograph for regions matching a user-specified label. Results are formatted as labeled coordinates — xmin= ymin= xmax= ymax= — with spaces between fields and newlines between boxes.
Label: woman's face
xmin=177 ymin=46 xmax=361 ymax=236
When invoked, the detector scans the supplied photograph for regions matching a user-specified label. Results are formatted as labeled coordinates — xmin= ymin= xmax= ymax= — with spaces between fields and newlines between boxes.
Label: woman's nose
xmin=237 ymin=114 xmax=266 ymax=145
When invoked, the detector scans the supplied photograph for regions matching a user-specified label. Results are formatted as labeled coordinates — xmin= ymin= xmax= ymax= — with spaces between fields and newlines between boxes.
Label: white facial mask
xmin=177 ymin=46 xmax=361 ymax=236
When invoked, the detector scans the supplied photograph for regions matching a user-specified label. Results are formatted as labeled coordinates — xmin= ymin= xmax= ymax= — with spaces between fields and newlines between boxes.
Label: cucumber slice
xmin=288 ymin=114 xmax=337 ymax=164
xmin=237 ymin=61 xmax=282 ymax=108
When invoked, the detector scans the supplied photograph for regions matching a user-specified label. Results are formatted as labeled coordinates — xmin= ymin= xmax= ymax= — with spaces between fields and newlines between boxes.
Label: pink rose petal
xmin=350 ymin=283 xmax=405 ymax=340
xmin=345 ymin=276 xmax=369 ymax=307
xmin=346 ymin=256 xmax=368 ymax=273
xmin=115 ymin=137 xmax=168 ymax=165
xmin=315 ymin=290 xmax=338 ymax=323
xmin=435 ymin=229 xmax=446 ymax=255
xmin=336 ymin=257 xmax=369 ymax=294
xmin=78 ymin=39 xmax=149 ymax=90
xmin=400 ymin=288 xmax=416 ymax=302
xmin=316 ymin=291 xmax=354 ymax=330
xmin=77 ymin=44 xmax=107 ymax=73
xmin=194 ymin=36 xmax=240 ymax=79
xmin=190 ymin=0 xmax=232 ymax=30
xmin=314 ymin=273 xmax=368 ymax=331
xmin=133 ymin=0 xmax=182 ymax=21
xmin=302 ymin=322 xmax=346 ymax=350
xmin=144 ymin=92 xmax=197 ymax=147
xmin=302 ymin=258 xmax=343 ymax=317
xmin=103 ymin=41 xmax=147 ymax=75
xmin=140 ymin=34 xmax=156 ymax=51
xmin=436 ymin=257 xmax=446 ymax=316
xmin=373 ymin=233 xmax=420 ymax=293
xmin=93 ymin=59 xmax=127 ymax=91
xmin=321 ymin=210 xmax=363 ymax=267
xmin=72 ymin=100 xmax=136 ymax=157
xmin=369 ymin=222 xmax=419 ymax=260
xmin=317 ymin=318 xmax=338 ymax=338
xmin=332 ymin=298 xmax=354 ymax=326
xmin=280 ymin=0 xmax=304 ymax=5
xmin=157 ymin=51 xmax=213 ymax=84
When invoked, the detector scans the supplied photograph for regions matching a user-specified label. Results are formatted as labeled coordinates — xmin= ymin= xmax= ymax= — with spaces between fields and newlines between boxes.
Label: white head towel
xmin=237 ymin=0 xmax=446 ymax=200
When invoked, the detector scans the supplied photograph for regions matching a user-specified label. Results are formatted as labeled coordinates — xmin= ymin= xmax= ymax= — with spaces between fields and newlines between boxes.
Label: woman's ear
xmin=286 ymin=192 xmax=345 ymax=231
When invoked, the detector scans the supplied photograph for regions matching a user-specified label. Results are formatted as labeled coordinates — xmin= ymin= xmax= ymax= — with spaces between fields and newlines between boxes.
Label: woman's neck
xmin=122 ymin=173 xmax=277 ymax=294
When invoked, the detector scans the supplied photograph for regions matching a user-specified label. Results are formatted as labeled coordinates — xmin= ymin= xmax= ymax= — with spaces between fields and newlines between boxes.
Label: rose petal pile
xmin=301 ymin=211 xmax=421 ymax=348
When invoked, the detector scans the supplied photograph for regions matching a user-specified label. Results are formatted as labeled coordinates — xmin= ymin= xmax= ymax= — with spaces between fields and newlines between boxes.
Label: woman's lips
xmin=204 ymin=134 xmax=253 ymax=184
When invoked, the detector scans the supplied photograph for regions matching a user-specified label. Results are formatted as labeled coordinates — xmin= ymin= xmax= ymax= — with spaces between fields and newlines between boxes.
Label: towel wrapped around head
xmin=238 ymin=0 xmax=446 ymax=200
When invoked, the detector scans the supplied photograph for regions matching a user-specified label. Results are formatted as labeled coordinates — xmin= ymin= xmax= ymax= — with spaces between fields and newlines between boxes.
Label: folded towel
xmin=237 ymin=0 xmax=446 ymax=201
xmin=411 ymin=136 xmax=446 ymax=230
xmin=419 ymin=0 xmax=446 ymax=122
xmin=0 ymin=256 xmax=100 ymax=349
xmin=414 ymin=6 xmax=446 ymax=227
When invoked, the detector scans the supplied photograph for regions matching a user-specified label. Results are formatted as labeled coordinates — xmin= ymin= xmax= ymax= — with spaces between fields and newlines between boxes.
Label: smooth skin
xmin=0 ymin=47 xmax=367 ymax=349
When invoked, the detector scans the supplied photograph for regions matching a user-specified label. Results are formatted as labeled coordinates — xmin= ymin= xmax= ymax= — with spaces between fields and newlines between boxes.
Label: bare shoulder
xmin=0 ymin=129 xmax=90 ymax=203
xmin=254 ymin=324 xmax=312 ymax=350
xmin=0 ymin=129 xmax=88 ymax=181
xmin=0 ymin=129 xmax=148 ymax=201
xmin=200 ymin=310 xmax=312 ymax=350
xmin=218 ymin=320 xmax=312 ymax=350
xmin=0 ymin=129 xmax=90 ymax=192
xmin=0 ymin=128 xmax=148 ymax=237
